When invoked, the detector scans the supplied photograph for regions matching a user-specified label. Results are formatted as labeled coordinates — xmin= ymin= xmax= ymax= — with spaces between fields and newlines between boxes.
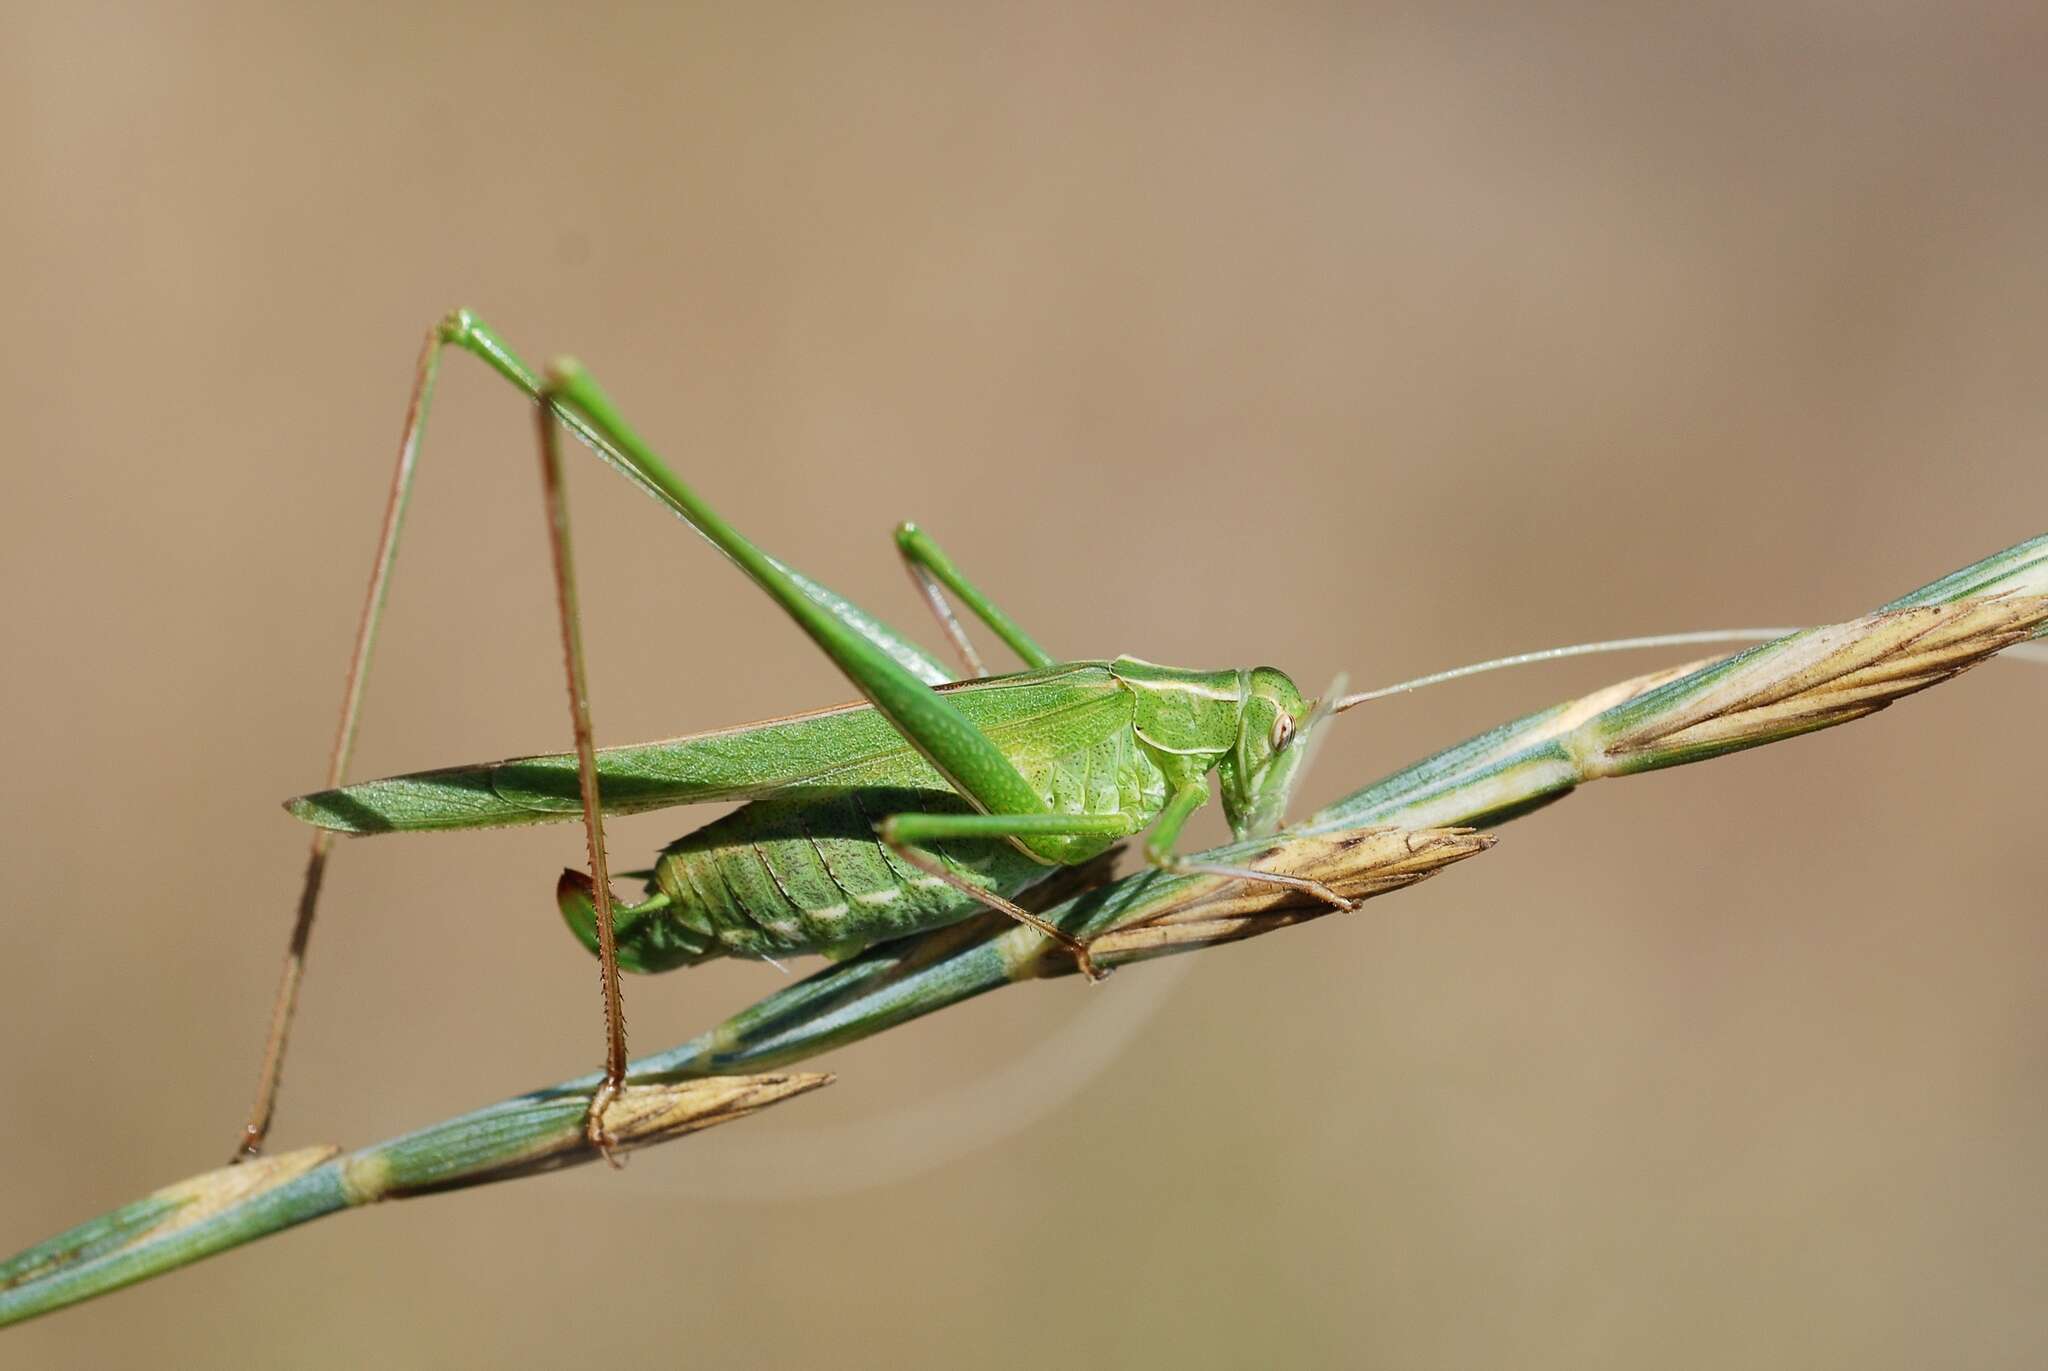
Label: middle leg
xmin=1138 ymin=781 xmax=1357 ymax=913
xmin=877 ymin=809 xmax=1140 ymax=979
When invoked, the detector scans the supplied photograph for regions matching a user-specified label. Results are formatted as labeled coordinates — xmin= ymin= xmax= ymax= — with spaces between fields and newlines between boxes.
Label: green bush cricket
xmin=237 ymin=311 xmax=2048 ymax=1174
xmin=239 ymin=309 xmax=1385 ymax=1161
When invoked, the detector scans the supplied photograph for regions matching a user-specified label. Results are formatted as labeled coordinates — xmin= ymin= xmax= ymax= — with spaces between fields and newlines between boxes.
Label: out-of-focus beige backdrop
xmin=2 ymin=3 xmax=2043 ymax=1366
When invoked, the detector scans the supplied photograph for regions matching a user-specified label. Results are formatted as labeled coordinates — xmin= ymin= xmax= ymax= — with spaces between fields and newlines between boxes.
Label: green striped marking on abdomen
xmin=577 ymin=721 xmax=1173 ymax=974
xmin=620 ymin=789 xmax=1052 ymax=970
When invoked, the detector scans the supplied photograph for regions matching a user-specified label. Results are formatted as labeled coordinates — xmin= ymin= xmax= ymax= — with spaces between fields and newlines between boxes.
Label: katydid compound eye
xmin=1269 ymin=713 xmax=1295 ymax=749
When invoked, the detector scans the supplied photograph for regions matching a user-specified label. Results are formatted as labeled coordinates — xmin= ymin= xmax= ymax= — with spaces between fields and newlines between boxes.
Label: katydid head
xmin=1219 ymin=667 xmax=1323 ymax=839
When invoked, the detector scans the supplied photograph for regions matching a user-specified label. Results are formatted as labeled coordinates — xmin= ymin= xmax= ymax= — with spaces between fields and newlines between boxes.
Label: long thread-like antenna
xmin=1333 ymin=628 xmax=2048 ymax=713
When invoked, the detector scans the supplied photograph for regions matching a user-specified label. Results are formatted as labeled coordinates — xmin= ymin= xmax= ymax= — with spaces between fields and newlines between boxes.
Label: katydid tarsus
xmin=239 ymin=308 xmax=2041 ymax=1165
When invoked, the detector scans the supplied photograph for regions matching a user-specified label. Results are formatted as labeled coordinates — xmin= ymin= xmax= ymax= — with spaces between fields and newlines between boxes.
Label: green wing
xmin=286 ymin=663 xmax=1126 ymax=834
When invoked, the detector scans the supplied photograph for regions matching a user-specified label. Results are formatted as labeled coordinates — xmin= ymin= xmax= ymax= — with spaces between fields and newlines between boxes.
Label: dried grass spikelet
xmin=1586 ymin=595 xmax=2048 ymax=774
xmin=1081 ymin=826 xmax=1495 ymax=967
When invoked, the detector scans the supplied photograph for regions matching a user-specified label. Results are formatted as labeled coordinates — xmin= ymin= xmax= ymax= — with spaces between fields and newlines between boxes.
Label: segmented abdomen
xmin=600 ymin=723 xmax=1169 ymax=973
xmin=620 ymin=788 xmax=1042 ymax=968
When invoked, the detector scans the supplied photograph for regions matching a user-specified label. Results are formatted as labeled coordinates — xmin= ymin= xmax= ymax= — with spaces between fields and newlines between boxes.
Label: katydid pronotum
xmin=231 ymin=310 xmax=1916 ymax=1164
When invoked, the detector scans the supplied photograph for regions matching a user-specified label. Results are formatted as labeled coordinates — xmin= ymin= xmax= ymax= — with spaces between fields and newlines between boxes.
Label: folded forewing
xmin=286 ymin=664 xmax=1125 ymax=833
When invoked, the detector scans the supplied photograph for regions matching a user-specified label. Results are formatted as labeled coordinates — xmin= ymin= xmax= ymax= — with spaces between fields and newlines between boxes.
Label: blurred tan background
xmin=3 ymin=2 xmax=2044 ymax=1366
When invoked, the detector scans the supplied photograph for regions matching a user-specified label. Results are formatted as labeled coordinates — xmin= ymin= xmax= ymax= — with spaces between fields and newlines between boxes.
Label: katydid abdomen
xmin=560 ymin=716 xmax=1173 ymax=971
xmin=561 ymin=791 xmax=1041 ymax=971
